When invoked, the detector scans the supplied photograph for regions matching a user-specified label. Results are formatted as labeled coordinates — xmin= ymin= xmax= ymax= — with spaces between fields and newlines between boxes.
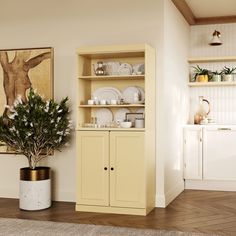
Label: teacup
xmin=100 ymin=99 xmax=107 ymax=105
xmin=87 ymin=99 xmax=94 ymax=105
xmin=110 ymin=99 xmax=117 ymax=105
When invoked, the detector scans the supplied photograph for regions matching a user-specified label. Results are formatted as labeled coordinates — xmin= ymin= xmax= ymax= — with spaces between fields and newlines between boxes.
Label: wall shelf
xmin=188 ymin=56 xmax=236 ymax=63
xmin=188 ymin=81 xmax=236 ymax=87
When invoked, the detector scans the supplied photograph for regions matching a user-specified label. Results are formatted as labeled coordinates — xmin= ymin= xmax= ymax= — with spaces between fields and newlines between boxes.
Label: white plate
xmin=104 ymin=62 xmax=120 ymax=75
xmin=122 ymin=86 xmax=145 ymax=103
xmin=95 ymin=108 xmax=113 ymax=126
xmin=114 ymin=108 xmax=131 ymax=122
xmin=132 ymin=63 xmax=145 ymax=74
xmin=118 ymin=63 xmax=132 ymax=75
xmin=93 ymin=87 xmax=122 ymax=103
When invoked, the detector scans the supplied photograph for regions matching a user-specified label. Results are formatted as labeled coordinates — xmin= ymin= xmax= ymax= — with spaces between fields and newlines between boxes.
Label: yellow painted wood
xmin=78 ymin=75 xmax=144 ymax=81
xmin=76 ymin=131 xmax=109 ymax=206
xmin=76 ymin=128 xmax=145 ymax=131
xmin=110 ymin=132 xmax=145 ymax=208
xmin=79 ymin=104 xmax=145 ymax=108
xmin=76 ymin=44 xmax=156 ymax=215
xmin=75 ymin=204 xmax=148 ymax=216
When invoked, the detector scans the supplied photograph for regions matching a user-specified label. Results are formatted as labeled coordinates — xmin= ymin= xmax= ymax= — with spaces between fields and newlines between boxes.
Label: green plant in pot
xmin=211 ymin=70 xmax=222 ymax=82
xmin=0 ymin=89 xmax=72 ymax=210
xmin=192 ymin=65 xmax=210 ymax=82
xmin=221 ymin=66 xmax=236 ymax=82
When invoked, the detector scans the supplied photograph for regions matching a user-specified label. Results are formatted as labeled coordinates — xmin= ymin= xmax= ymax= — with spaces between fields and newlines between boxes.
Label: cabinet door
xmin=76 ymin=131 xmax=109 ymax=206
xmin=183 ymin=127 xmax=202 ymax=180
xmin=110 ymin=132 xmax=145 ymax=208
xmin=203 ymin=127 xmax=236 ymax=180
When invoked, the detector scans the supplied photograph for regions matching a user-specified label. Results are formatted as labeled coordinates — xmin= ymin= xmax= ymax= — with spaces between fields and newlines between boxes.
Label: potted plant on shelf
xmin=0 ymin=89 xmax=72 ymax=211
xmin=221 ymin=66 xmax=236 ymax=82
xmin=210 ymin=70 xmax=222 ymax=82
xmin=192 ymin=65 xmax=210 ymax=82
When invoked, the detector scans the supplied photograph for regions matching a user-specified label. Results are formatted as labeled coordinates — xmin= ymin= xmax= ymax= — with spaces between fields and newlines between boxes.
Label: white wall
xmin=0 ymin=0 xmax=164 ymax=202
xmin=0 ymin=0 xmax=190 ymax=206
xmin=157 ymin=0 xmax=190 ymax=206
xmin=189 ymin=23 xmax=236 ymax=125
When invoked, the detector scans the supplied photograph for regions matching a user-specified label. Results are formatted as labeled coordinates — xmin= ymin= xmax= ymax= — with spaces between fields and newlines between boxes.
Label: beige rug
xmin=0 ymin=218 xmax=219 ymax=236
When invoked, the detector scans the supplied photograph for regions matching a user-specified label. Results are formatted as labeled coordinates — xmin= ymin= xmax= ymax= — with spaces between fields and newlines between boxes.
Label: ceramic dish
xmin=93 ymin=87 xmax=122 ymax=103
xmin=122 ymin=86 xmax=145 ymax=104
xmin=104 ymin=62 xmax=120 ymax=75
xmin=95 ymin=108 xmax=113 ymax=126
xmin=132 ymin=63 xmax=145 ymax=75
xmin=117 ymin=63 xmax=132 ymax=75
xmin=114 ymin=108 xmax=131 ymax=122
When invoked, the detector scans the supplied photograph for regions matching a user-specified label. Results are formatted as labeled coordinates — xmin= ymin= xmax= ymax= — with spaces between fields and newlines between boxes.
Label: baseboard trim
xmin=0 ymin=189 xmax=18 ymax=199
xmin=185 ymin=180 xmax=236 ymax=191
xmin=165 ymin=180 xmax=184 ymax=206
xmin=156 ymin=180 xmax=184 ymax=208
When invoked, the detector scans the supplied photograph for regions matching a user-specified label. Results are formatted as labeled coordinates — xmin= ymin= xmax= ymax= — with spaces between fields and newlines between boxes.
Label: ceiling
xmin=172 ymin=0 xmax=236 ymax=25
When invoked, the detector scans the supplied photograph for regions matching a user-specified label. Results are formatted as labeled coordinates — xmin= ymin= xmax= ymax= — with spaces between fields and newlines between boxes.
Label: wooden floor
xmin=0 ymin=190 xmax=236 ymax=235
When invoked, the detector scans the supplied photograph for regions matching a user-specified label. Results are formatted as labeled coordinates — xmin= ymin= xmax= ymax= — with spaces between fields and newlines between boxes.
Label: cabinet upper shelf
xmin=78 ymin=75 xmax=145 ymax=81
xmin=79 ymin=104 xmax=145 ymax=108
xmin=188 ymin=56 xmax=236 ymax=63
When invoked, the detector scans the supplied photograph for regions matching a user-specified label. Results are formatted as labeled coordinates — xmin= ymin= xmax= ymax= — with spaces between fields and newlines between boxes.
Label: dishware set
xmin=86 ymin=86 xmax=145 ymax=105
xmin=93 ymin=61 xmax=145 ymax=76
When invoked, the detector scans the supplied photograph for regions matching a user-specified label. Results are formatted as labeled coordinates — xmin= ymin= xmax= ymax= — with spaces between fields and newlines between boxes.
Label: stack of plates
xmin=93 ymin=87 xmax=122 ymax=103
xmin=95 ymin=108 xmax=113 ymax=126
xmin=122 ymin=86 xmax=145 ymax=104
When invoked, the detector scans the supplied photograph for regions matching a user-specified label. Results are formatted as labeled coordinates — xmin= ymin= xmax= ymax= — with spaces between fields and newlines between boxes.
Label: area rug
xmin=0 ymin=218 xmax=219 ymax=236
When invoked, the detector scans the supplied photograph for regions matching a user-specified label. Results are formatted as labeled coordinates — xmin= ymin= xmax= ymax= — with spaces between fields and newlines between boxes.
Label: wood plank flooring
xmin=0 ymin=190 xmax=236 ymax=235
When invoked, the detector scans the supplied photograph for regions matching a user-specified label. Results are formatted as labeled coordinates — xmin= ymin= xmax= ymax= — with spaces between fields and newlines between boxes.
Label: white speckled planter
xmin=19 ymin=167 xmax=51 ymax=211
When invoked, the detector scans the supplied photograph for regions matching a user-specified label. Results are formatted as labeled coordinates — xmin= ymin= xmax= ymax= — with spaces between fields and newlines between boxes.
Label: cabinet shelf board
xmin=76 ymin=127 xmax=145 ymax=131
xmin=79 ymin=104 xmax=145 ymax=108
xmin=188 ymin=56 xmax=236 ymax=63
xmin=188 ymin=81 xmax=236 ymax=87
xmin=78 ymin=75 xmax=145 ymax=81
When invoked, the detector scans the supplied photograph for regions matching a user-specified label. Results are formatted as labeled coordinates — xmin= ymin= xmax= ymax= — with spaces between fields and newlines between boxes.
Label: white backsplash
xmin=189 ymin=23 xmax=236 ymax=124
xmin=190 ymin=86 xmax=236 ymax=124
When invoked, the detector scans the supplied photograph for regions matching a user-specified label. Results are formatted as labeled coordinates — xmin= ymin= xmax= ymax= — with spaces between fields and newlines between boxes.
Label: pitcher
xmin=194 ymin=96 xmax=210 ymax=124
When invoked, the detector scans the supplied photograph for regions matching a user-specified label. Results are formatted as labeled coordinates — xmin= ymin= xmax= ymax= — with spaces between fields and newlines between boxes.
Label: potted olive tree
xmin=0 ymin=89 xmax=72 ymax=211
xmin=192 ymin=65 xmax=210 ymax=82
xmin=221 ymin=66 xmax=236 ymax=82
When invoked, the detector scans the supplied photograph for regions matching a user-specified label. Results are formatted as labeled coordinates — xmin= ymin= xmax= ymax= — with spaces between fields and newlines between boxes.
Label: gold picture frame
xmin=0 ymin=47 xmax=54 ymax=153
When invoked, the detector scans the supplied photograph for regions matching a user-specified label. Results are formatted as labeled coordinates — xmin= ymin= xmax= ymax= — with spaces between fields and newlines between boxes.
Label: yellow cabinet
xmin=76 ymin=131 xmax=109 ymax=206
xmin=110 ymin=132 xmax=145 ymax=208
xmin=76 ymin=131 xmax=146 ymax=214
xmin=75 ymin=44 xmax=156 ymax=215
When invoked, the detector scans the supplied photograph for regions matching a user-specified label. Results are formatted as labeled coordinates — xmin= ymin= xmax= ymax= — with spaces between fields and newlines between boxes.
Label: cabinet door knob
xmin=111 ymin=167 xmax=114 ymax=171
xmin=104 ymin=167 xmax=107 ymax=170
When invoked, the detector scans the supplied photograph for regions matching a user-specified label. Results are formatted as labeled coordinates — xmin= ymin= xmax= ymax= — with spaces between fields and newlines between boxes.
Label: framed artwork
xmin=0 ymin=47 xmax=54 ymax=153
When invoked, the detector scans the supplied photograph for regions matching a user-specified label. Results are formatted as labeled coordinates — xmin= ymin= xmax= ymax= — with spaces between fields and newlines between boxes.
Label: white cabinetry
xmin=183 ymin=126 xmax=202 ymax=180
xmin=184 ymin=125 xmax=236 ymax=191
xmin=203 ymin=126 xmax=236 ymax=181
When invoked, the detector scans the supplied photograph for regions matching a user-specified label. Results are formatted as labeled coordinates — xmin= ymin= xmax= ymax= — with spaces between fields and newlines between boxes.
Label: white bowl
xmin=120 ymin=121 xmax=132 ymax=128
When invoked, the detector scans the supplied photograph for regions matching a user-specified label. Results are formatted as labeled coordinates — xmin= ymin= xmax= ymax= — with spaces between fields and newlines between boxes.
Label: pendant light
xmin=209 ymin=30 xmax=222 ymax=46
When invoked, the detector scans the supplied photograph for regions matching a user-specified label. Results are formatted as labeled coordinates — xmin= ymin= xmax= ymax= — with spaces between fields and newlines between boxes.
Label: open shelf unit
xmin=188 ymin=56 xmax=236 ymax=87
xmin=76 ymin=44 xmax=156 ymax=216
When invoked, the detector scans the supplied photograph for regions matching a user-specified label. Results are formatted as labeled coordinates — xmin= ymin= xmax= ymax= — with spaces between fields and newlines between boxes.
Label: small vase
xmin=212 ymin=74 xmax=221 ymax=82
xmin=222 ymin=74 xmax=233 ymax=82
xmin=19 ymin=167 xmax=51 ymax=211
xmin=196 ymin=75 xmax=208 ymax=82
